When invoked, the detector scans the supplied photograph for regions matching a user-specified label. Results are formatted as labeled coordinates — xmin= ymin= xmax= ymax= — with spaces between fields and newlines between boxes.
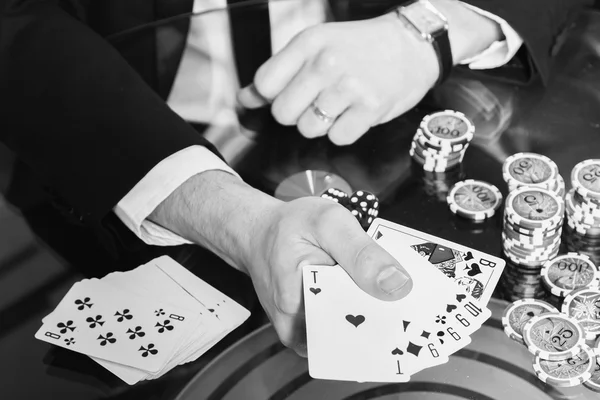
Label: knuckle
xmin=273 ymin=287 xmax=301 ymax=316
xmin=313 ymin=203 xmax=348 ymax=230
xmin=337 ymin=76 xmax=361 ymax=95
xmin=297 ymin=27 xmax=321 ymax=48
xmin=298 ymin=115 xmax=325 ymax=138
xmin=362 ymin=95 xmax=382 ymax=112
xmin=271 ymin=99 xmax=294 ymax=126
xmin=313 ymin=51 xmax=339 ymax=74
xmin=353 ymin=243 xmax=379 ymax=280
xmin=328 ymin=126 xmax=355 ymax=146
xmin=253 ymin=72 xmax=272 ymax=99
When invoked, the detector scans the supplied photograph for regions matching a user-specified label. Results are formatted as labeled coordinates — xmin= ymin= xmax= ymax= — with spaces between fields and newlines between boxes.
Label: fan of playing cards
xmin=303 ymin=218 xmax=505 ymax=383
xmin=35 ymin=256 xmax=250 ymax=385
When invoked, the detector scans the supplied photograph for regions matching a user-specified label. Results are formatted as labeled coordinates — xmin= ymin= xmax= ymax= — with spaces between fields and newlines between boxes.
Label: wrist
xmin=428 ymin=0 xmax=503 ymax=64
xmin=149 ymin=170 xmax=281 ymax=273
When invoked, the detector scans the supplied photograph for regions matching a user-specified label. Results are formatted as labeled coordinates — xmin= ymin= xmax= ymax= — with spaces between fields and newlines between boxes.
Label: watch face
xmin=401 ymin=2 xmax=447 ymax=37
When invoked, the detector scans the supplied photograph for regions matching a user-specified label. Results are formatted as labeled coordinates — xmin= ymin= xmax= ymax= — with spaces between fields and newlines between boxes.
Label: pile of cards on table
xmin=35 ymin=256 xmax=250 ymax=385
xmin=303 ymin=218 xmax=506 ymax=383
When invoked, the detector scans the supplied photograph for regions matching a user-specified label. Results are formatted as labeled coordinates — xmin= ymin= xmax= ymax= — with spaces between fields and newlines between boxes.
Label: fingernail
xmin=377 ymin=266 xmax=410 ymax=295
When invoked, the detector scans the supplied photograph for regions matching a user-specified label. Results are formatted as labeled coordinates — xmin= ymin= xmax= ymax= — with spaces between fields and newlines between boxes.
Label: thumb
xmin=317 ymin=217 xmax=413 ymax=301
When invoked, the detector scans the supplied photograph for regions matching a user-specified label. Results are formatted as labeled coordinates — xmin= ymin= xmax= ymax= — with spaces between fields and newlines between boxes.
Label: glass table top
xmin=2 ymin=1 xmax=600 ymax=399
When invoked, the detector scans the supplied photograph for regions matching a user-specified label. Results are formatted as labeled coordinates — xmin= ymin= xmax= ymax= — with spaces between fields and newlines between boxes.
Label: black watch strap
xmin=432 ymin=30 xmax=452 ymax=86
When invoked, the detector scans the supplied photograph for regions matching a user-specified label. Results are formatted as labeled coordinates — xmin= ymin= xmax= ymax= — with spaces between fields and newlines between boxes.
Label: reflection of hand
xmin=150 ymin=171 xmax=413 ymax=356
xmin=238 ymin=14 xmax=439 ymax=145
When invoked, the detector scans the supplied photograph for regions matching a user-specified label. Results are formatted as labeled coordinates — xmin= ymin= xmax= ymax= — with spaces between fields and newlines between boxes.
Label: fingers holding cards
xmin=303 ymin=219 xmax=498 ymax=382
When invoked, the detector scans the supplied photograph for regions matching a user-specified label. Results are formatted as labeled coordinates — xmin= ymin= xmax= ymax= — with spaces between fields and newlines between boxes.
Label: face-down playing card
xmin=35 ymin=278 xmax=200 ymax=373
xmin=367 ymin=219 xmax=505 ymax=306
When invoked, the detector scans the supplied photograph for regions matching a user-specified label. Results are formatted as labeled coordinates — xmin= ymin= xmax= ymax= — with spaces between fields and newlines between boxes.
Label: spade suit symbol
xmin=467 ymin=263 xmax=482 ymax=277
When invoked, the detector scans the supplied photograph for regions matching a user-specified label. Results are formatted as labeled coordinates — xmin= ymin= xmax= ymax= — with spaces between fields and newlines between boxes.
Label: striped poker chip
xmin=419 ymin=110 xmax=475 ymax=147
xmin=571 ymin=159 xmax=600 ymax=200
xmin=447 ymin=180 xmax=503 ymax=220
xmin=504 ymin=187 xmax=565 ymax=230
xmin=502 ymin=299 xmax=558 ymax=345
xmin=503 ymin=252 xmax=558 ymax=269
xmin=503 ymin=152 xmax=559 ymax=190
xmin=541 ymin=253 xmax=600 ymax=297
xmin=583 ymin=347 xmax=600 ymax=392
xmin=502 ymin=232 xmax=561 ymax=248
xmin=533 ymin=345 xmax=595 ymax=387
xmin=561 ymin=287 xmax=600 ymax=341
xmin=413 ymin=130 xmax=468 ymax=154
xmin=523 ymin=313 xmax=586 ymax=360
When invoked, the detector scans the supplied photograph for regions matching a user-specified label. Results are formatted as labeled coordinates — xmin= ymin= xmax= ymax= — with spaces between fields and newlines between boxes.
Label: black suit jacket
xmin=0 ymin=0 xmax=592 ymax=256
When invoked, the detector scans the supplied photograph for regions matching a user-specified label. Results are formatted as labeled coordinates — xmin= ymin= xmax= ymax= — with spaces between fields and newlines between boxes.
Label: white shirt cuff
xmin=114 ymin=145 xmax=240 ymax=246
xmin=458 ymin=2 xmax=523 ymax=70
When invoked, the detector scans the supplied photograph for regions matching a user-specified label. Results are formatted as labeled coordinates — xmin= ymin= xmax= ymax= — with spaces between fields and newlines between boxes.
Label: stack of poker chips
xmin=500 ymin=187 xmax=565 ymax=300
xmin=320 ymin=188 xmax=379 ymax=230
xmin=564 ymin=159 xmax=600 ymax=265
xmin=409 ymin=110 xmax=474 ymax=172
xmin=502 ymin=187 xmax=564 ymax=267
xmin=502 ymin=152 xmax=565 ymax=198
xmin=446 ymin=179 xmax=503 ymax=221
xmin=502 ymin=287 xmax=600 ymax=390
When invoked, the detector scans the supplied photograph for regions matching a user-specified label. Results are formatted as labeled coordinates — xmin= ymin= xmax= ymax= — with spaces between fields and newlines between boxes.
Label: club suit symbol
xmin=75 ymin=297 xmax=93 ymax=310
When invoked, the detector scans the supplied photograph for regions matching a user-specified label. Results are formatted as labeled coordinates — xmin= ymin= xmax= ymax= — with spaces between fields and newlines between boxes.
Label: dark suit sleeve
xmin=462 ymin=0 xmax=594 ymax=82
xmin=0 ymin=1 xmax=222 ymax=229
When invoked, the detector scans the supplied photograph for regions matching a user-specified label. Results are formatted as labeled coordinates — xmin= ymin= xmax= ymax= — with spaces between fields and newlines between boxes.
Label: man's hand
xmin=245 ymin=196 xmax=413 ymax=356
xmin=149 ymin=171 xmax=412 ymax=356
xmin=238 ymin=0 xmax=502 ymax=145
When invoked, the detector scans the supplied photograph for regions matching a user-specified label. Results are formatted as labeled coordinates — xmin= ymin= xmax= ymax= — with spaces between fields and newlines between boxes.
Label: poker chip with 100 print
xmin=522 ymin=312 xmax=586 ymax=360
xmin=533 ymin=344 xmax=595 ymax=387
xmin=571 ymin=159 xmax=600 ymax=201
xmin=502 ymin=298 xmax=558 ymax=344
xmin=561 ymin=286 xmax=600 ymax=341
xmin=447 ymin=179 xmax=502 ymax=221
xmin=503 ymin=152 xmax=561 ymax=193
xmin=564 ymin=160 xmax=600 ymax=267
xmin=409 ymin=110 xmax=474 ymax=172
xmin=541 ymin=253 xmax=600 ymax=298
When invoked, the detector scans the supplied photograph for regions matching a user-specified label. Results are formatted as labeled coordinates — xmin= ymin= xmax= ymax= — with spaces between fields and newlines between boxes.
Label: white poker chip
xmin=571 ymin=159 xmax=600 ymax=200
xmin=502 ymin=152 xmax=558 ymax=189
xmin=419 ymin=110 xmax=474 ymax=147
xmin=583 ymin=347 xmax=600 ymax=392
xmin=541 ymin=253 xmax=600 ymax=297
xmin=504 ymin=187 xmax=565 ymax=230
xmin=533 ymin=345 xmax=595 ymax=387
xmin=561 ymin=287 xmax=600 ymax=341
xmin=447 ymin=180 xmax=503 ymax=220
xmin=502 ymin=299 xmax=558 ymax=345
xmin=522 ymin=313 xmax=586 ymax=360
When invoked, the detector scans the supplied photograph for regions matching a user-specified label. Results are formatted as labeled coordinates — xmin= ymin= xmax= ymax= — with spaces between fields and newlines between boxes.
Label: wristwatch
xmin=395 ymin=0 xmax=453 ymax=86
